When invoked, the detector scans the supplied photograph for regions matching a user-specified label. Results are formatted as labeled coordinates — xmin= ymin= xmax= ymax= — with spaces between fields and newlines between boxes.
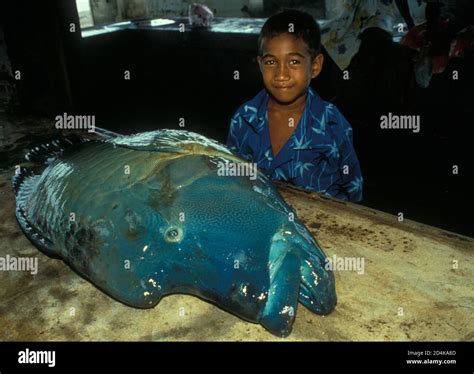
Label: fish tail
xmin=12 ymin=166 xmax=37 ymax=199
xmin=12 ymin=166 xmax=56 ymax=256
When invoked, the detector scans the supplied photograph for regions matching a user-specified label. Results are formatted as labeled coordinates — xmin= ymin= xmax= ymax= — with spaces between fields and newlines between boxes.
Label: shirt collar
xmin=241 ymin=87 xmax=327 ymax=133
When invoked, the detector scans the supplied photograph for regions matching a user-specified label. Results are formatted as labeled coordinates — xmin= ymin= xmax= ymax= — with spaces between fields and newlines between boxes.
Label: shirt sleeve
xmin=226 ymin=108 xmax=253 ymax=162
xmin=330 ymin=108 xmax=364 ymax=202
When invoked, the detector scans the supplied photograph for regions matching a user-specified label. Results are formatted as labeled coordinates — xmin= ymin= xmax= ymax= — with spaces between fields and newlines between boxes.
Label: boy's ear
xmin=257 ymin=56 xmax=263 ymax=73
xmin=311 ymin=53 xmax=324 ymax=79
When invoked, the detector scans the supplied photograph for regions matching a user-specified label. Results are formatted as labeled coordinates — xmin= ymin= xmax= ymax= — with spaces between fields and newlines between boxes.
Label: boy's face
xmin=257 ymin=33 xmax=323 ymax=106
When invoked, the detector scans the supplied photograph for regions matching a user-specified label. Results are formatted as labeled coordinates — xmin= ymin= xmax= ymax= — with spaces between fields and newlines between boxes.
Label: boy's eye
xmin=289 ymin=59 xmax=300 ymax=65
xmin=264 ymin=60 xmax=275 ymax=65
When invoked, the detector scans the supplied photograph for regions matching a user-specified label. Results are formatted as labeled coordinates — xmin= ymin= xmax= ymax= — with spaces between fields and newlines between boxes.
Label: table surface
xmin=0 ymin=116 xmax=472 ymax=341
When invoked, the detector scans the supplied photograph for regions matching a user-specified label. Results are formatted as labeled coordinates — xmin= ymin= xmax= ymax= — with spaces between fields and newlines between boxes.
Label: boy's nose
xmin=274 ymin=65 xmax=290 ymax=81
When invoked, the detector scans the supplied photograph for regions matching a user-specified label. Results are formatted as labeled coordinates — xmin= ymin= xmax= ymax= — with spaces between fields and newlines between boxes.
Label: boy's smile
xmin=258 ymin=33 xmax=323 ymax=109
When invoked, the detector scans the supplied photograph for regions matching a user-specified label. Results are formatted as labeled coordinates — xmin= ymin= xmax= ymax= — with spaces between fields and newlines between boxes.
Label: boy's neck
xmin=268 ymin=91 xmax=307 ymax=114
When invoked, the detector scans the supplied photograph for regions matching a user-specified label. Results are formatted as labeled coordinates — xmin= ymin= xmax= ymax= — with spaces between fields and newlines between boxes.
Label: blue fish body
xmin=12 ymin=130 xmax=336 ymax=337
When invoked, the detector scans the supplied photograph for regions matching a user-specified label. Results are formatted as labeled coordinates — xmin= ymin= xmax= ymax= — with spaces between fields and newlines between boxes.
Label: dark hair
xmin=258 ymin=9 xmax=321 ymax=60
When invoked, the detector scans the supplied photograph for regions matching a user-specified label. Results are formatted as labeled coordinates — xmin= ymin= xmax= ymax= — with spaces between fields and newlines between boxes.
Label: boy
xmin=227 ymin=10 xmax=363 ymax=202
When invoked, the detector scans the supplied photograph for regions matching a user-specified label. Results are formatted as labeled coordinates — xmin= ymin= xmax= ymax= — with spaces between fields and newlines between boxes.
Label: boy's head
xmin=257 ymin=10 xmax=324 ymax=105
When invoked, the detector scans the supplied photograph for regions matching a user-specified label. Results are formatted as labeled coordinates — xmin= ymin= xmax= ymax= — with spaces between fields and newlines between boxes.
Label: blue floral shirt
xmin=226 ymin=87 xmax=363 ymax=202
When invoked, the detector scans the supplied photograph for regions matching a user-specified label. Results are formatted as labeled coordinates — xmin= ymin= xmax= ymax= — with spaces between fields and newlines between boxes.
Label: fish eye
xmin=164 ymin=227 xmax=183 ymax=243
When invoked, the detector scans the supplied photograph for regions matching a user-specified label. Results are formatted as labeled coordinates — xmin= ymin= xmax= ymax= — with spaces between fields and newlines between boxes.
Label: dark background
xmin=1 ymin=0 xmax=473 ymax=237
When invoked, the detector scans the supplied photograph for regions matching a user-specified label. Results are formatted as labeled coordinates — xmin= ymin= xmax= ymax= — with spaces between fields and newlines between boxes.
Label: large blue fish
xmin=12 ymin=129 xmax=336 ymax=337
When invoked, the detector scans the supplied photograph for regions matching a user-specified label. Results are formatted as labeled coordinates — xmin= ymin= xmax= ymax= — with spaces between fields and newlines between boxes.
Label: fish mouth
xmin=299 ymin=281 xmax=337 ymax=315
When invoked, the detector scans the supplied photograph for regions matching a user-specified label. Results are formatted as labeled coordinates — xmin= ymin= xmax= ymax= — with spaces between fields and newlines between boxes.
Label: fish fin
xmin=109 ymin=130 xmax=183 ymax=153
xmin=260 ymin=238 xmax=300 ymax=337
xmin=298 ymin=250 xmax=337 ymax=315
xmin=90 ymin=126 xmax=123 ymax=140
xmin=113 ymin=143 xmax=182 ymax=153
xmin=25 ymin=134 xmax=90 ymax=165
xmin=12 ymin=167 xmax=56 ymax=256
xmin=110 ymin=129 xmax=232 ymax=155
